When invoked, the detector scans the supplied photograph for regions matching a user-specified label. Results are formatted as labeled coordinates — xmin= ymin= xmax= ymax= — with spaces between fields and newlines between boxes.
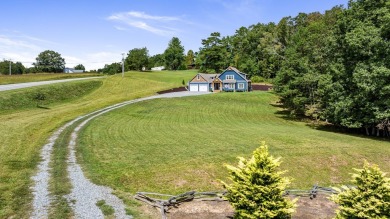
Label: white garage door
xmin=189 ymin=84 xmax=199 ymax=92
xmin=199 ymin=84 xmax=208 ymax=92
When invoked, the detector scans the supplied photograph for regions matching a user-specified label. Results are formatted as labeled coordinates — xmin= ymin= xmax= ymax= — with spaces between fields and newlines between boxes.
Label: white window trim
xmin=238 ymin=83 xmax=244 ymax=89
xmin=226 ymin=75 xmax=234 ymax=80
xmin=228 ymin=84 xmax=235 ymax=89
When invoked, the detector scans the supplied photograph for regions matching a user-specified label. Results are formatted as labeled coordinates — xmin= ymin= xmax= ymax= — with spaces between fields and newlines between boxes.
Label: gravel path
xmin=30 ymin=91 xmax=210 ymax=219
xmin=0 ymin=77 xmax=103 ymax=92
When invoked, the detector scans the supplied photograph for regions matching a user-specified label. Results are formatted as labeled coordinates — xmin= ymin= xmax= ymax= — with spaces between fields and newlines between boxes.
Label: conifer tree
xmin=331 ymin=162 xmax=390 ymax=219
xmin=221 ymin=142 xmax=296 ymax=219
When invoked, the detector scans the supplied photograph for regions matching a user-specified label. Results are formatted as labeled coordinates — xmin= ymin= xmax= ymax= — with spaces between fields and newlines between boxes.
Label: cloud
xmin=107 ymin=11 xmax=182 ymax=36
xmin=0 ymin=35 xmax=41 ymax=51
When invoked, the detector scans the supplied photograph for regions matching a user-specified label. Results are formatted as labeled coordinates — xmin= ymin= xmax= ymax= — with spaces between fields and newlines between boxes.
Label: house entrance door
xmin=214 ymin=83 xmax=221 ymax=91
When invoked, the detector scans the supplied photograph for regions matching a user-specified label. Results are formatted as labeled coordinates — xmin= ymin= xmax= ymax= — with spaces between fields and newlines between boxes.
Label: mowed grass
xmin=0 ymin=70 xmax=195 ymax=218
xmin=0 ymin=72 xmax=102 ymax=85
xmin=78 ymin=92 xmax=390 ymax=196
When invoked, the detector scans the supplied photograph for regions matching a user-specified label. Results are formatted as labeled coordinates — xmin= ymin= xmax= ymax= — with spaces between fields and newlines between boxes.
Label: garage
xmin=199 ymin=84 xmax=208 ymax=92
xmin=189 ymin=84 xmax=199 ymax=92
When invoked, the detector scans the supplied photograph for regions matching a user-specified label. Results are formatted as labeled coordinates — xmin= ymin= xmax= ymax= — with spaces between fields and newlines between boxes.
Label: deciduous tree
xmin=33 ymin=50 xmax=65 ymax=73
xmin=125 ymin=47 xmax=149 ymax=71
xmin=74 ymin=64 xmax=85 ymax=71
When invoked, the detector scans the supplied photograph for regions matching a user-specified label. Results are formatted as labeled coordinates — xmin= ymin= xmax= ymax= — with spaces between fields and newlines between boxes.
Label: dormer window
xmin=226 ymin=75 xmax=234 ymax=80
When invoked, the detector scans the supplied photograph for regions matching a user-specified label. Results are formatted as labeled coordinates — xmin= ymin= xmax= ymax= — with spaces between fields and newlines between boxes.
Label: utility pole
xmin=121 ymin=53 xmax=125 ymax=78
xmin=9 ymin=59 xmax=12 ymax=75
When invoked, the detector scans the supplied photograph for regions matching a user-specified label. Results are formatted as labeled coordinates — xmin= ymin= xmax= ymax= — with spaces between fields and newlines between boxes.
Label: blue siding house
xmin=189 ymin=67 xmax=251 ymax=92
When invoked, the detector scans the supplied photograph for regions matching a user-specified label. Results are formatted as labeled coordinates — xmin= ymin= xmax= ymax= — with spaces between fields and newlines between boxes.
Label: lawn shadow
xmin=37 ymin=105 xmax=51 ymax=109
xmin=270 ymin=102 xmax=390 ymax=142
xmin=306 ymin=122 xmax=390 ymax=142
xmin=271 ymin=103 xmax=305 ymax=122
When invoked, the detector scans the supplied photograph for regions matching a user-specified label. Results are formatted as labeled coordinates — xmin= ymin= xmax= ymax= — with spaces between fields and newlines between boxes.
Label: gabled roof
xmin=221 ymin=66 xmax=251 ymax=82
xmin=190 ymin=73 xmax=220 ymax=83
xmin=190 ymin=67 xmax=252 ymax=83
xmin=199 ymin=73 xmax=220 ymax=83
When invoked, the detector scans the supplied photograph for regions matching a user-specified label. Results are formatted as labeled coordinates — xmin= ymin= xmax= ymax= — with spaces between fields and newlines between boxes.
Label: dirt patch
xmin=157 ymin=87 xmax=187 ymax=94
xmin=168 ymin=200 xmax=234 ymax=219
xmin=163 ymin=193 xmax=337 ymax=219
xmin=252 ymin=84 xmax=273 ymax=91
xmin=293 ymin=193 xmax=337 ymax=219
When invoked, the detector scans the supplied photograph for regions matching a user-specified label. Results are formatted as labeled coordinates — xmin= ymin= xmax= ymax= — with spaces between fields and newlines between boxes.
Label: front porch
xmin=212 ymin=78 xmax=222 ymax=92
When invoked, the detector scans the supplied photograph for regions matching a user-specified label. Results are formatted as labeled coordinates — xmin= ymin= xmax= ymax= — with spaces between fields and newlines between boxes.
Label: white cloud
xmin=107 ymin=11 xmax=182 ymax=36
xmin=0 ymin=35 xmax=41 ymax=51
xmin=124 ymin=11 xmax=179 ymax=21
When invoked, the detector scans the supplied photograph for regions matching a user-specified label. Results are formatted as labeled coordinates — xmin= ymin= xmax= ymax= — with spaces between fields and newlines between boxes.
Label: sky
xmin=0 ymin=0 xmax=349 ymax=71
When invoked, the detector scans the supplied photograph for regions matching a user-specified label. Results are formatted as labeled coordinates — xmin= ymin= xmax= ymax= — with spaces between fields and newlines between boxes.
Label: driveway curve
xmin=0 ymin=77 xmax=103 ymax=92
xmin=31 ymin=91 xmax=211 ymax=219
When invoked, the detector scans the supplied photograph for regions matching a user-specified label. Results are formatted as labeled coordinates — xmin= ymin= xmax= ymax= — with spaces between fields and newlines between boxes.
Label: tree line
xmin=0 ymin=50 xmax=85 ymax=75
xmin=100 ymin=37 xmax=194 ymax=74
xmin=191 ymin=0 xmax=389 ymax=137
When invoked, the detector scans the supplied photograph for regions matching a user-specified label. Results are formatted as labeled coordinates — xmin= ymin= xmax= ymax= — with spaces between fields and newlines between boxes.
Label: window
xmin=197 ymin=75 xmax=200 ymax=80
xmin=226 ymin=75 xmax=234 ymax=80
xmin=238 ymin=83 xmax=244 ymax=89
xmin=228 ymin=84 xmax=235 ymax=89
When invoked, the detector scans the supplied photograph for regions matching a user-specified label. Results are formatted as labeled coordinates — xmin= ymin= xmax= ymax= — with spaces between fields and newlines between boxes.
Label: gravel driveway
xmin=30 ymin=91 xmax=211 ymax=219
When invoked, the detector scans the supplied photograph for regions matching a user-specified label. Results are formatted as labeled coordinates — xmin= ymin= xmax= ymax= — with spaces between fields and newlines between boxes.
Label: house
xmin=64 ymin=68 xmax=84 ymax=73
xmin=188 ymin=67 xmax=251 ymax=92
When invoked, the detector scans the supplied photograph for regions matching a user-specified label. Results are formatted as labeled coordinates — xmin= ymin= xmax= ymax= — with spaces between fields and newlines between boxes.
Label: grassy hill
xmin=0 ymin=73 xmax=102 ymax=85
xmin=77 ymin=92 xmax=390 ymax=196
xmin=0 ymin=70 xmax=195 ymax=218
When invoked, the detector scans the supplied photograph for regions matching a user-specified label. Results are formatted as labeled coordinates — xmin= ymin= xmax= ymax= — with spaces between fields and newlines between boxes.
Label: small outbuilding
xmin=188 ymin=67 xmax=251 ymax=92
xmin=64 ymin=68 xmax=84 ymax=73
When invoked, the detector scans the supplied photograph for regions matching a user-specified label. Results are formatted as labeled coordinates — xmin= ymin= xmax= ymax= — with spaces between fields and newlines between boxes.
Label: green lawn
xmin=77 ymin=92 xmax=390 ymax=196
xmin=0 ymin=70 xmax=195 ymax=218
xmin=0 ymin=73 xmax=102 ymax=85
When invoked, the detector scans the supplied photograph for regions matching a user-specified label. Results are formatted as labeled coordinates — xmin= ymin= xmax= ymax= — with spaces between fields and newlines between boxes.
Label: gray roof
xmin=198 ymin=73 xmax=221 ymax=83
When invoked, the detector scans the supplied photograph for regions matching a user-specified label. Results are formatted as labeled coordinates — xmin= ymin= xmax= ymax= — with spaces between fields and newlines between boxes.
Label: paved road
xmin=0 ymin=77 xmax=103 ymax=92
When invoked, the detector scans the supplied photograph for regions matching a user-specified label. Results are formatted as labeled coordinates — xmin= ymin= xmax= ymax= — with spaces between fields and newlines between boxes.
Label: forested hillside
xmin=196 ymin=0 xmax=390 ymax=136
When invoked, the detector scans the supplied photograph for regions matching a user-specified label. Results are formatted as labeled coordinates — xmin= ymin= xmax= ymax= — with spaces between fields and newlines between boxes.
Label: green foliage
xmin=148 ymin=53 xmax=165 ymax=68
xmin=102 ymin=62 xmax=121 ymax=75
xmin=331 ymin=162 xmax=390 ymax=218
xmin=33 ymin=50 xmax=66 ymax=73
xmin=250 ymin=75 xmax=265 ymax=83
xmin=0 ymin=60 xmax=26 ymax=75
xmin=164 ymin=37 xmax=185 ymax=70
xmin=125 ymin=47 xmax=149 ymax=71
xmin=185 ymin=49 xmax=195 ymax=67
xmin=74 ymin=64 xmax=85 ymax=71
xmin=198 ymin=32 xmax=226 ymax=73
xmin=221 ymin=142 xmax=295 ymax=219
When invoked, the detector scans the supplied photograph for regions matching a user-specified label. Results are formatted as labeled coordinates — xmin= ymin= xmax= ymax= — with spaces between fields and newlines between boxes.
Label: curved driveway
xmin=0 ymin=77 xmax=103 ymax=92
xmin=31 ymin=91 xmax=211 ymax=219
